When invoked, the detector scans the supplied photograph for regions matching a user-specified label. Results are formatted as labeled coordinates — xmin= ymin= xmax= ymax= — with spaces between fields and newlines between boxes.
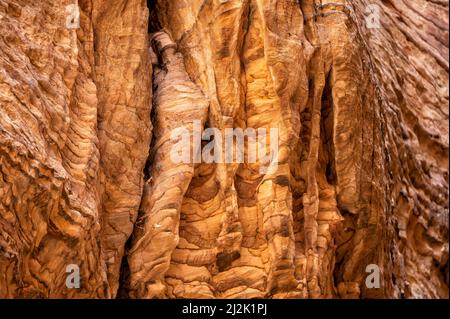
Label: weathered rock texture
xmin=0 ymin=0 xmax=448 ymax=299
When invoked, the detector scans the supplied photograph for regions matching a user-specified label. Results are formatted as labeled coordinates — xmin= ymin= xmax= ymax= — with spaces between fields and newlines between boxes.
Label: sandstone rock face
xmin=0 ymin=0 xmax=448 ymax=299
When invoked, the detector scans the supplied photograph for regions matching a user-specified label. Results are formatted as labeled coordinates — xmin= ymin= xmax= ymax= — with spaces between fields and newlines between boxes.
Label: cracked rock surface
xmin=0 ymin=0 xmax=448 ymax=298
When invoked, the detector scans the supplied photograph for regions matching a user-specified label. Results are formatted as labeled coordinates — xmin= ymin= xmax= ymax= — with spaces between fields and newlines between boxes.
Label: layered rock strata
xmin=0 ymin=0 xmax=448 ymax=299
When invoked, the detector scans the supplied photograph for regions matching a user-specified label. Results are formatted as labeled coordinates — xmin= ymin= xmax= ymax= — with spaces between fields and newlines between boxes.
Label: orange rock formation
xmin=0 ymin=0 xmax=448 ymax=299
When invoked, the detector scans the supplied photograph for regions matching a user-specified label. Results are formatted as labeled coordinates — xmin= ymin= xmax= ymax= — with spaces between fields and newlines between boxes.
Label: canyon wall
xmin=0 ymin=0 xmax=448 ymax=298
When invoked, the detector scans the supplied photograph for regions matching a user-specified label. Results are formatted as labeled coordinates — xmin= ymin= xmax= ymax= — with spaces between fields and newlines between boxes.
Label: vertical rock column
xmin=0 ymin=0 xmax=108 ymax=298
xmin=128 ymin=32 xmax=209 ymax=299
xmin=91 ymin=0 xmax=152 ymax=297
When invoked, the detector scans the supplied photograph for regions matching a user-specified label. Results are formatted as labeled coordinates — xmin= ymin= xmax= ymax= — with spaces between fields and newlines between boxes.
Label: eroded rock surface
xmin=0 ymin=0 xmax=448 ymax=299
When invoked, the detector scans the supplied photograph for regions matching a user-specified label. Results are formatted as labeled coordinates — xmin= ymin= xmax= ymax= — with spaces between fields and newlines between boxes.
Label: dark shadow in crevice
xmin=143 ymin=74 xmax=159 ymax=181
xmin=147 ymin=0 xmax=162 ymax=33
xmin=320 ymin=71 xmax=336 ymax=185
